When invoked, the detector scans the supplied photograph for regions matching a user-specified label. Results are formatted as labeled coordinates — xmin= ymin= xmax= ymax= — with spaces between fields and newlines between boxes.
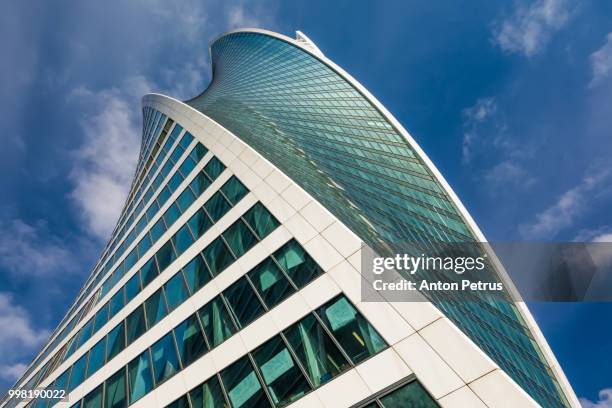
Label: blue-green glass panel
xmin=242 ymin=203 xmax=279 ymax=240
xmin=155 ymin=240 xmax=176 ymax=273
xmin=68 ymin=355 xmax=87 ymax=391
xmin=145 ymin=289 xmax=168 ymax=327
xmin=86 ymin=338 xmax=106 ymax=377
xmin=204 ymin=192 xmax=231 ymax=222
xmin=220 ymin=176 xmax=248 ymax=204
xmin=222 ymin=219 xmax=258 ymax=258
xmin=198 ymin=297 xmax=236 ymax=347
xmin=126 ymin=305 xmax=147 ymax=345
xmin=273 ymin=240 xmax=322 ymax=288
xmin=124 ymin=273 xmax=141 ymax=304
xmin=220 ymin=356 xmax=270 ymax=408
xmin=174 ymin=223 xmax=195 ymax=255
xmin=187 ymin=208 xmax=213 ymax=239
xmin=173 ymin=314 xmax=208 ymax=367
xmin=223 ymin=278 xmax=265 ymax=328
xmin=182 ymin=254 xmax=211 ymax=294
xmin=104 ymin=368 xmax=127 ymax=408
xmin=189 ymin=172 xmax=212 ymax=196
xmin=106 ymin=322 xmax=125 ymax=361
xmin=201 ymin=238 xmax=234 ymax=276
xmin=128 ymin=350 xmax=153 ymax=404
xmin=203 ymin=157 xmax=225 ymax=180
xmin=151 ymin=332 xmax=180 ymax=385
xmin=164 ymin=272 xmax=189 ymax=311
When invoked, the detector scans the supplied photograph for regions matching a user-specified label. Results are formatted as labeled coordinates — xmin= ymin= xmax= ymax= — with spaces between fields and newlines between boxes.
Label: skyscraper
xmin=2 ymin=29 xmax=579 ymax=408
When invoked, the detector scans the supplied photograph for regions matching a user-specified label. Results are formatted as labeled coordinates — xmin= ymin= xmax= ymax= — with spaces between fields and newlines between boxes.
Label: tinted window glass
xmin=317 ymin=296 xmax=386 ymax=364
xmin=248 ymin=258 xmax=295 ymax=308
xmin=187 ymin=208 xmax=213 ymax=239
xmin=173 ymin=224 xmax=195 ymax=255
xmin=86 ymin=339 xmax=106 ymax=377
xmin=164 ymin=273 xmax=189 ymax=311
xmin=83 ymin=384 xmax=103 ymax=408
xmin=273 ymin=240 xmax=322 ymax=288
xmin=223 ymin=219 xmax=258 ymax=257
xmin=198 ymin=297 xmax=236 ymax=347
xmin=378 ymin=381 xmax=439 ymax=408
xmin=220 ymin=176 xmax=248 ymax=204
xmin=139 ymin=258 xmax=159 ymax=288
xmin=188 ymin=376 xmax=227 ymax=408
xmin=124 ymin=273 xmax=141 ymax=304
xmin=284 ymin=314 xmax=349 ymax=386
xmin=145 ymin=289 xmax=168 ymax=327
xmin=126 ymin=305 xmax=147 ymax=344
xmin=94 ymin=304 xmax=109 ymax=332
xmin=252 ymin=336 xmax=311 ymax=406
xmin=223 ymin=279 xmax=264 ymax=328
xmin=182 ymin=255 xmax=211 ymax=294
xmin=68 ymin=354 xmax=87 ymax=391
xmin=173 ymin=314 xmax=208 ymax=367
xmin=242 ymin=203 xmax=279 ymax=239
xmin=221 ymin=357 xmax=270 ymax=408
xmin=128 ymin=350 xmax=153 ymax=403
xmin=106 ymin=322 xmax=125 ymax=361
xmin=105 ymin=368 xmax=127 ymax=408
xmin=204 ymin=192 xmax=231 ymax=222
xmin=202 ymin=238 xmax=234 ymax=276
xmin=203 ymin=157 xmax=225 ymax=180
xmin=155 ymin=240 xmax=176 ymax=273
xmin=151 ymin=333 xmax=180 ymax=385
xmin=189 ymin=172 xmax=212 ymax=196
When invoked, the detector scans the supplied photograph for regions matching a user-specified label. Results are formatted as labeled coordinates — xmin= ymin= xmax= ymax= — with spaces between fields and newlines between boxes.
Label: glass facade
xmin=186 ymin=31 xmax=568 ymax=408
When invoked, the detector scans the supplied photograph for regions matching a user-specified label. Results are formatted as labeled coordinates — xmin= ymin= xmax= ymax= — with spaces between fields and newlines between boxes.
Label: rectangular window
xmin=151 ymin=332 xmax=180 ymax=385
xmin=273 ymin=240 xmax=322 ymax=288
xmin=109 ymin=289 xmax=125 ymax=317
xmin=223 ymin=279 xmax=265 ymax=328
xmin=68 ymin=354 xmax=87 ymax=391
xmin=190 ymin=143 xmax=207 ymax=162
xmin=173 ymin=223 xmax=195 ymax=255
xmin=178 ymin=156 xmax=197 ymax=178
xmin=106 ymin=322 xmax=125 ymax=361
xmin=203 ymin=157 xmax=225 ymax=180
xmin=104 ymin=368 xmax=127 ymax=408
xmin=223 ymin=219 xmax=258 ymax=258
xmin=188 ymin=376 xmax=227 ymax=408
xmin=163 ymin=202 xmax=182 ymax=227
xmin=86 ymin=338 xmax=106 ymax=377
xmin=149 ymin=218 xmax=167 ymax=243
xmin=164 ymin=272 xmax=189 ymax=311
xmin=182 ymin=254 xmax=211 ymax=294
xmin=377 ymin=381 xmax=439 ymax=408
xmin=220 ymin=176 xmax=248 ymax=204
xmin=176 ymin=187 xmax=196 ymax=212
xmin=189 ymin=172 xmax=211 ymax=197
xmin=242 ymin=203 xmax=279 ymax=240
xmin=316 ymin=296 xmax=386 ymax=364
xmin=168 ymin=172 xmax=184 ymax=193
xmin=198 ymin=297 xmax=236 ymax=347
xmin=204 ymin=192 xmax=231 ymax=222
xmin=137 ymin=234 xmax=153 ymax=258
xmin=124 ymin=273 xmax=141 ymax=304
xmin=77 ymin=319 xmax=94 ymax=349
xmin=187 ymin=208 xmax=213 ymax=239
xmin=221 ymin=356 xmax=270 ymax=408
xmin=83 ymin=384 xmax=103 ymax=408
xmin=94 ymin=304 xmax=109 ymax=332
xmin=155 ymin=240 xmax=177 ymax=273
xmin=166 ymin=396 xmax=190 ymax=408
xmin=145 ymin=288 xmax=168 ymax=327
xmin=252 ymin=336 xmax=311 ymax=406
xmin=284 ymin=314 xmax=349 ymax=387
xmin=128 ymin=350 xmax=153 ymax=404
xmin=201 ymin=238 xmax=234 ymax=276
xmin=126 ymin=305 xmax=147 ymax=345
xmin=173 ymin=314 xmax=208 ymax=367
xmin=139 ymin=257 xmax=159 ymax=288
xmin=248 ymin=258 xmax=295 ymax=309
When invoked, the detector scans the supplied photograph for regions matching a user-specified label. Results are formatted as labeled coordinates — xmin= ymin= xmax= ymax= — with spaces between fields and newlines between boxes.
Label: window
xmin=188 ymin=376 xmax=227 ymax=408
xmin=204 ymin=192 xmax=231 ymax=221
xmin=242 ymin=203 xmax=279 ymax=239
xmin=173 ymin=314 xmax=208 ymax=367
xmin=223 ymin=279 xmax=265 ymax=328
xmin=221 ymin=356 xmax=270 ymax=408
xmin=248 ymin=258 xmax=295 ymax=308
xmin=220 ymin=176 xmax=248 ymax=204
xmin=252 ymin=336 xmax=311 ymax=406
xmin=140 ymin=258 xmax=159 ymax=288
xmin=126 ymin=305 xmax=147 ymax=345
xmin=284 ymin=314 xmax=349 ymax=386
xmin=155 ymin=240 xmax=177 ymax=273
xmin=164 ymin=203 xmax=182 ymax=228
xmin=203 ymin=157 xmax=225 ymax=180
xmin=199 ymin=297 xmax=236 ymax=347
xmin=109 ymin=289 xmax=125 ymax=317
xmin=190 ymin=143 xmax=208 ymax=161
xmin=94 ymin=304 xmax=109 ymax=332
xmin=86 ymin=338 xmax=106 ymax=377
xmin=178 ymin=156 xmax=197 ymax=179
xmin=317 ymin=296 xmax=386 ymax=364
xmin=124 ymin=273 xmax=141 ymax=304
xmin=68 ymin=354 xmax=87 ymax=391
xmin=273 ymin=240 xmax=322 ymax=288
xmin=377 ymin=381 xmax=439 ymax=407
xmin=182 ymin=255 xmax=211 ymax=294
xmin=223 ymin=219 xmax=258 ymax=257
xmin=150 ymin=218 xmax=167 ymax=243
xmin=177 ymin=187 xmax=196 ymax=212
xmin=53 ymin=369 xmax=70 ymax=393
xmin=77 ymin=319 xmax=94 ymax=348
xmin=151 ymin=332 xmax=180 ymax=385
xmin=168 ymin=172 xmax=184 ymax=193
xmin=83 ymin=384 xmax=103 ymax=408
xmin=164 ymin=272 xmax=189 ymax=311
xmin=173 ymin=223 xmax=195 ymax=255
xmin=104 ymin=368 xmax=127 ymax=408
xmin=106 ymin=322 xmax=125 ymax=361
xmin=128 ymin=350 xmax=153 ymax=404
xmin=187 ymin=208 xmax=213 ymax=239
xmin=202 ymin=238 xmax=234 ymax=276
xmin=189 ymin=172 xmax=212 ymax=196
xmin=145 ymin=289 xmax=168 ymax=327
xmin=137 ymin=233 xmax=153 ymax=257
xmin=166 ymin=396 xmax=190 ymax=408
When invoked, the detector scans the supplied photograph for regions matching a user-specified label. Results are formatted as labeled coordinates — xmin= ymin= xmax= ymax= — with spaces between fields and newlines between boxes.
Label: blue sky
xmin=0 ymin=0 xmax=610 ymax=405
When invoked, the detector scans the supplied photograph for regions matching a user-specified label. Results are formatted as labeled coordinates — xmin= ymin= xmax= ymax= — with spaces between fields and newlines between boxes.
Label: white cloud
xmin=520 ymin=169 xmax=611 ymax=238
xmin=462 ymin=97 xmax=497 ymax=163
xmin=580 ymin=388 xmax=612 ymax=408
xmin=0 ymin=219 xmax=77 ymax=277
xmin=590 ymin=33 xmax=612 ymax=88
xmin=68 ymin=79 xmax=149 ymax=242
xmin=493 ymin=0 xmax=574 ymax=57
xmin=0 ymin=293 xmax=50 ymax=383
xmin=485 ymin=159 xmax=536 ymax=187
xmin=227 ymin=5 xmax=266 ymax=28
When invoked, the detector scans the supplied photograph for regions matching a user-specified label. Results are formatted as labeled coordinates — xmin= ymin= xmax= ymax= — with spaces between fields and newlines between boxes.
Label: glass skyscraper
xmin=2 ymin=29 xmax=579 ymax=408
